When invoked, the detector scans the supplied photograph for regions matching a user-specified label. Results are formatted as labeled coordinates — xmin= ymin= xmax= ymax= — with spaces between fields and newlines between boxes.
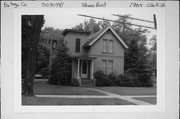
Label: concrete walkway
xmin=89 ymin=88 xmax=156 ymax=105
xmin=36 ymin=88 xmax=156 ymax=105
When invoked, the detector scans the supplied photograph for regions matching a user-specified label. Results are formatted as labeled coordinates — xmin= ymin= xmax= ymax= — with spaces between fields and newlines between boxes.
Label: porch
xmin=71 ymin=56 xmax=96 ymax=86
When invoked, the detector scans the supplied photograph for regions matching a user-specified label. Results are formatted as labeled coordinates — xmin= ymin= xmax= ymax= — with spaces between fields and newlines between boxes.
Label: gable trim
xmin=89 ymin=26 xmax=128 ymax=49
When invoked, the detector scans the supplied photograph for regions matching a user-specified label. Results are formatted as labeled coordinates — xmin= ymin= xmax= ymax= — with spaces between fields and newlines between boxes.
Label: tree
xmin=110 ymin=15 xmax=152 ymax=86
xmin=73 ymin=18 xmax=101 ymax=34
xmin=112 ymin=15 xmax=132 ymax=33
xmin=22 ymin=15 xmax=44 ymax=96
xmin=148 ymin=35 xmax=157 ymax=68
xmin=49 ymin=41 xmax=72 ymax=85
xmin=36 ymin=44 xmax=50 ymax=77
xmin=122 ymin=28 xmax=153 ymax=86
xmin=99 ymin=18 xmax=111 ymax=29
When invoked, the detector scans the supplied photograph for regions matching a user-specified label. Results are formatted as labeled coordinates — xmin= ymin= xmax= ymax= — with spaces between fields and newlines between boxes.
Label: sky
xmin=42 ymin=11 xmax=157 ymax=44
xmin=43 ymin=13 xmax=156 ymax=30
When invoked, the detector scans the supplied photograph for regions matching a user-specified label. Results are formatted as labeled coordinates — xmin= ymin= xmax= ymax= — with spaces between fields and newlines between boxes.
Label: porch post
xmin=77 ymin=58 xmax=80 ymax=79
xmin=91 ymin=60 xmax=94 ymax=80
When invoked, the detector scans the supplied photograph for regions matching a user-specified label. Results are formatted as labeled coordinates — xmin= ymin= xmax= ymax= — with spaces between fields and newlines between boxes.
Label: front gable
xmin=88 ymin=28 xmax=125 ymax=57
xmin=84 ymin=26 xmax=128 ymax=49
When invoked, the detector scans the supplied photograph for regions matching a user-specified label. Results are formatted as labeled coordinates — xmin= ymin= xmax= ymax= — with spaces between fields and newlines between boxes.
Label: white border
xmin=14 ymin=8 xmax=165 ymax=113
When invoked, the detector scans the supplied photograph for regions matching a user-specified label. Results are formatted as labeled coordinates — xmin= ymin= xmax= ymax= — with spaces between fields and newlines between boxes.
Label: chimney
xmin=89 ymin=19 xmax=95 ymax=34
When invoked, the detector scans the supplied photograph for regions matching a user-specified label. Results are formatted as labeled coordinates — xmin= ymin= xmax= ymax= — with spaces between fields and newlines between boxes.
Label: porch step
xmin=81 ymin=79 xmax=94 ymax=87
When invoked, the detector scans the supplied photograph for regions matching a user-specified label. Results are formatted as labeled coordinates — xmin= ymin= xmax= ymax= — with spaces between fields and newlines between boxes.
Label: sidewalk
xmin=36 ymin=88 xmax=156 ymax=105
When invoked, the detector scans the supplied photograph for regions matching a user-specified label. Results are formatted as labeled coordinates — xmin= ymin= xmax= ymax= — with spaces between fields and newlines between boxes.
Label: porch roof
xmin=71 ymin=56 xmax=97 ymax=60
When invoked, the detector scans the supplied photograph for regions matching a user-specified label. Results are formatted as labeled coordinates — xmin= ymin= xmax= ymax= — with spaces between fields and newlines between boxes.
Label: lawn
xmin=22 ymin=81 xmax=156 ymax=105
xmin=34 ymin=81 xmax=156 ymax=96
xmin=34 ymin=81 xmax=106 ymax=95
xmin=133 ymin=97 xmax=156 ymax=104
xmin=96 ymin=86 xmax=156 ymax=95
xmin=22 ymin=96 xmax=135 ymax=105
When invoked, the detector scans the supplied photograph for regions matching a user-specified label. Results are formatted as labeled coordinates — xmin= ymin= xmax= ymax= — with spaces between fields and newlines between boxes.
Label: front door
xmin=81 ymin=60 xmax=88 ymax=78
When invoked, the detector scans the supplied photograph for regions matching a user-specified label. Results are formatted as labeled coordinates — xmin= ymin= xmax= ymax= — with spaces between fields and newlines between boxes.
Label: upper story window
xmin=75 ymin=38 xmax=80 ymax=52
xmin=102 ymin=39 xmax=114 ymax=54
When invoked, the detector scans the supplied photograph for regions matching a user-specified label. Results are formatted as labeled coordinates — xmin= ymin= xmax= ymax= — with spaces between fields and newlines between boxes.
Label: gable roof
xmin=84 ymin=26 xmax=128 ymax=49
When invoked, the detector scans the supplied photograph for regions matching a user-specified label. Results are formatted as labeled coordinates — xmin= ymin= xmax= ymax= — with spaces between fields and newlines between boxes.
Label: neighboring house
xmin=62 ymin=26 xmax=128 ymax=86
xmin=40 ymin=29 xmax=63 ymax=66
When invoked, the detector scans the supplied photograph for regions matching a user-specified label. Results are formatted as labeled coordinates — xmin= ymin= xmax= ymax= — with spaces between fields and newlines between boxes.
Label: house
xmin=62 ymin=26 xmax=128 ymax=86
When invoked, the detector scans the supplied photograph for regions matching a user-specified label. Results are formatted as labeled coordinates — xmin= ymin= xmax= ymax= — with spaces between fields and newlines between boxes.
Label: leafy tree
xmin=112 ymin=15 xmax=132 ymax=33
xmin=148 ymin=35 xmax=157 ymax=68
xmin=36 ymin=44 xmax=50 ymax=77
xmin=49 ymin=41 xmax=72 ymax=85
xmin=73 ymin=18 xmax=101 ymax=34
xmin=73 ymin=23 xmax=84 ymax=31
xmin=99 ymin=18 xmax=111 ymax=29
xmin=22 ymin=15 xmax=44 ymax=96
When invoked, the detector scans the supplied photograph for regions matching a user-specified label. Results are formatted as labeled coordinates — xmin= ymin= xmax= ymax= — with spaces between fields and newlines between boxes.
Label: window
xmin=102 ymin=39 xmax=114 ymax=53
xmin=75 ymin=38 xmax=80 ymax=52
xmin=108 ymin=40 xmax=114 ymax=53
xmin=103 ymin=39 xmax=108 ymax=53
xmin=102 ymin=60 xmax=113 ymax=74
xmin=102 ymin=60 xmax=107 ymax=74
xmin=108 ymin=60 xmax=113 ymax=73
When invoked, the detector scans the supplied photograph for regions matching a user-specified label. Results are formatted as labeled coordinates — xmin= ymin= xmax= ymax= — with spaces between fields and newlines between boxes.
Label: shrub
xmin=72 ymin=78 xmax=80 ymax=86
xmin=93 ymin=69 xmax=153 ymax=87
xmin=115 ymin=74 xmax=152 ymax=87
xmin=108 ymin=72 xmax=117 ymax=85
xmin=94 ymin=69 xmax=113 ymax=86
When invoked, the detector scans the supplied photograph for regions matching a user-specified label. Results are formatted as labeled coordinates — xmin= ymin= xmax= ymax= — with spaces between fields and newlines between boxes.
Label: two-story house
xmin=62 ymin=26 xmax=128 ymax=86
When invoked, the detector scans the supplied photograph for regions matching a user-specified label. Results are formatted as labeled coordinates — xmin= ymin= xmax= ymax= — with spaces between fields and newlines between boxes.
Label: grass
xmin=34 ymin=81 xmax=106 ymax=95
xmin=22 ymin=96 xmax=135 ymax=105
xmin=96 ymin=86 xmax=156 ymax=95
xmin=22 ymin=81 xmax=157 ymax=105
xmin=133 ymin=97 xmax=156 ymax=104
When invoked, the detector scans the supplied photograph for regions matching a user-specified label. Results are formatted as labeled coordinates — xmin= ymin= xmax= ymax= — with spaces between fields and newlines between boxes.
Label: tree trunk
xmin=22 ymin=16 xmax=44 ymax=96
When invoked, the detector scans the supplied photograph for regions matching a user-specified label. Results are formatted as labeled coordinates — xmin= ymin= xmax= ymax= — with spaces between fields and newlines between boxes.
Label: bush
xmin=115 ymin=74 xmax=152 ymax=87
xmin=93 ymin=69 xmax=113 ymax=86
xmin=72 ymin=78 xmax=80 ymax=86
xmin=108 ymin=72 xmax=117 ymax=85
xmin=93 ymin=69 xmax=153 ymax=87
